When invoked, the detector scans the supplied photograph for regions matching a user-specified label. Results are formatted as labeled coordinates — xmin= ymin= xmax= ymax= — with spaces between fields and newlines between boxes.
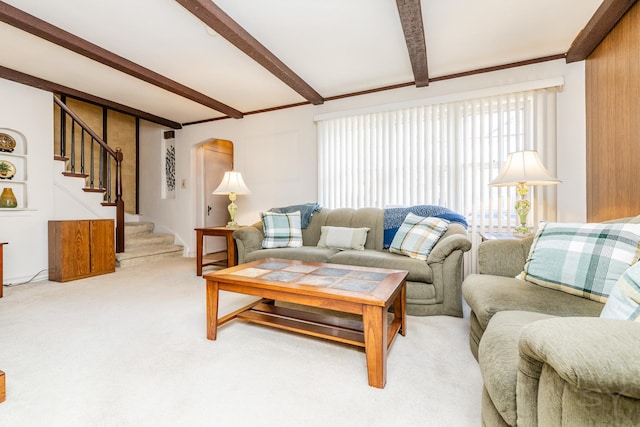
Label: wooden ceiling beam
xmin=566 ymin=0 xmax=638 ymax=62
xmin=396 ymin=0 xmax=429 ymax=87
xmin=0 ymin=65 xmax=183 ymax=129
xmin=0 ymin=1 xmax=243 ymax=119
xmin=175 ymin=0 xmax=324 ymax=105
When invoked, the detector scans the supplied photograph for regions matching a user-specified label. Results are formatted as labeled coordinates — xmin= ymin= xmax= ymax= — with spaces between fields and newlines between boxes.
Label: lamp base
xmin=226 ymin=220 xmax=239 ymax=228
xmin=513 ymin=226 xmax=532 ymax=237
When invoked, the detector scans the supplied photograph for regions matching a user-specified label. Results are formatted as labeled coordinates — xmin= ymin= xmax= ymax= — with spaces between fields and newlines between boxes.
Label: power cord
xmin=3 ymin=269 xmax=50 ymax=287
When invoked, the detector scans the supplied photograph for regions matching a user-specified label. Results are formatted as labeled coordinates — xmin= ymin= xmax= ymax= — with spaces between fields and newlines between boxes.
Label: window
xmin=317 ymin=84 xmax=560 ymax=272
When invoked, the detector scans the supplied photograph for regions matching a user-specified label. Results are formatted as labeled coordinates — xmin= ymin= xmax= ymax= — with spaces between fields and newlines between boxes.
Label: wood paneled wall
xmin=586 ymin=2 xmax=640 ymax=221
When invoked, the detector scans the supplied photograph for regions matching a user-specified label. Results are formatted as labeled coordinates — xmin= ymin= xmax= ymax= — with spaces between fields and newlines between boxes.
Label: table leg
xmin=0 ymin=370 xmax=5 ymax=403
xmin=362 ymin=304 xmax=387 ymax=388
xmin=396 ymin=281 xmax=406 ymax=336
xmin=206 ymin=279 xmax=220 ymax=340
xmin=225 ymin=232 xmax=236 ymax=267
xmin=196 ymin=230 xmax=204 ymax=276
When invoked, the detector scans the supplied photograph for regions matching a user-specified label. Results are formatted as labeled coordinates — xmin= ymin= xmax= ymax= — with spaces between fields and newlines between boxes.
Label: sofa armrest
xmin=426 ymin=234 xmax=472 ymax=264
xmin=232 ymin=223 xmax=263 ymax=264
xmin=519 ymin=317 xmax=640 ymax=398
xmin=477 ymin=236 xmax=534 ymax=277
xmin=517 ymin=317 xmax=640 ymax=426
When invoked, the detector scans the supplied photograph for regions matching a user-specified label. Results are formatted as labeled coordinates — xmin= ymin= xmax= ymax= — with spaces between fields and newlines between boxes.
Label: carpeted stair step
xmin=124 ymin=222 xmax=155 ymax=237
xmin=125 ymin=232 xmax=175 ymax=250
xmin=116 ymin=244 xmax=184 ymax=268
xmin=117 ymin=222 xmax=183 ymax=267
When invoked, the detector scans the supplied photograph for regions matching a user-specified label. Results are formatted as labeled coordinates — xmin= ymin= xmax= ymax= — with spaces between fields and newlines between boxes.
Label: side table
xmin=195 ymin=226 xmax=241 ymax=276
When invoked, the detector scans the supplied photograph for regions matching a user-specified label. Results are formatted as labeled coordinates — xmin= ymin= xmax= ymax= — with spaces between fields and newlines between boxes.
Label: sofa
xmin=233 ymin=207 xmax=472 ymax=317
xmin=462 ymin=220 xmax=640 ymax=426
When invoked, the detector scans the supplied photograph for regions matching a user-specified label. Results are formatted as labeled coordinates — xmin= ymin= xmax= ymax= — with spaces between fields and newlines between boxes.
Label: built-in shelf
xmin=0 ymin=129 xmax=28 ymax=209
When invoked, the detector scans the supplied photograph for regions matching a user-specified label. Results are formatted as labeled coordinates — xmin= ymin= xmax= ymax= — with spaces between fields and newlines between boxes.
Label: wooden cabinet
xmin=48 ymin=220 xmax=115 ymax=282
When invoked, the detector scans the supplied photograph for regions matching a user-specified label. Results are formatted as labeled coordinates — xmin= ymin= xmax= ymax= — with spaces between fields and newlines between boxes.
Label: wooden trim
xmin=429 ymin=54 xmax=567 ymax=82
xmin=0 ymin=65 xmax=182 ymax=129
xmin=396 ymin=0 xmax=429 ymax=87
xmin=175 ymin=0 xmax=324 ymax=105
xmin=0 ymin=1 xmax=243 ymax=119
xmin=566 ymin=0 xmax=637 ymax=63
xmin=135 ymin=118 xmax=140 ymax=215
xmin=181 ymin=55 xmax=562 ymax=126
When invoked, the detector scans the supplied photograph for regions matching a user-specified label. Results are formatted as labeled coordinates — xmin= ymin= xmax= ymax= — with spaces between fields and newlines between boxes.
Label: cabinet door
xmin=90 ymin=220 xmax=115 ymax=275
xmin=51 ymin=221 xmax=91 ymax=281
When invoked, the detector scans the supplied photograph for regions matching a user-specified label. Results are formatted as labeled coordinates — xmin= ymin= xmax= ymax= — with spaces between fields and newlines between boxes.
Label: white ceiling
xmin=0 ymin=0 xmax=603 ymax=126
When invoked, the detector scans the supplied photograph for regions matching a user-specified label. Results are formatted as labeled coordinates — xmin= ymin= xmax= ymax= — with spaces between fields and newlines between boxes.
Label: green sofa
xmin=462 ymin=225 xmax=640 ymax=426
xmin=232 ymin=207 xmax=472 ymax=317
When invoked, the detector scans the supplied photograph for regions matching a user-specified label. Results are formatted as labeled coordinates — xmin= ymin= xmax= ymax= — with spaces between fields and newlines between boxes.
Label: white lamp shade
xmin=490 ymin=150 xmax=561 ymax=187
xmin=212 ymin=171 xmax=251 ymax=195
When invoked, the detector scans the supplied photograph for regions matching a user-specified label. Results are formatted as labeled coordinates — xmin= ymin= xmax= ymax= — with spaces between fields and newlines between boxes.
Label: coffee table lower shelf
xmin=233 ymin=301 xmax=402 ymax=350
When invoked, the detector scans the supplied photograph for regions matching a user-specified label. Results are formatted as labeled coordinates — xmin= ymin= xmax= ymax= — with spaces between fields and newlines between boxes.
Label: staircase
xmin=115 ymin=222 xmax=184 ymax=268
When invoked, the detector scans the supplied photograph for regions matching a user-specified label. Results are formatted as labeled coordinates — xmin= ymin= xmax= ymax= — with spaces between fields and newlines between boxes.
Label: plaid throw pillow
xmin=600 ymin=262 xmax=640 ymax=321
xmin=261 ymin=211 xmax=303 ymax=249
xmin=389 ymin=213 xmax=449 ymax=260
xmin=520 ymin=222 xmax=640 ymax=303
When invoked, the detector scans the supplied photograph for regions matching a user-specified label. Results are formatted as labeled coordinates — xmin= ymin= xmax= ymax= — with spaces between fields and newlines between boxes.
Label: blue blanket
xmin=383 ymin=205 xmax=468 ymax=248
xmin=269 ymin=203 xmax=322 ymax=229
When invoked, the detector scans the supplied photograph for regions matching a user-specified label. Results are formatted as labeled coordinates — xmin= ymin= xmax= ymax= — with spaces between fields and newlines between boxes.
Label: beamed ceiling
xmin=0 ymin=0 xmax=635 ymax=129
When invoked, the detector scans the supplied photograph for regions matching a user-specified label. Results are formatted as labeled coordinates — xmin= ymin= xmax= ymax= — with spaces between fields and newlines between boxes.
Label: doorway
xmin=197 ymin=139 xmax=233 ymax=255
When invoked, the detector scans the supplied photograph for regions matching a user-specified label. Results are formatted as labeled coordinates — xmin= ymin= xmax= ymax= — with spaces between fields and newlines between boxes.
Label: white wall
xmin=0 ymin=79 xmax=54 ymax=283
xmin=139 ymin=59 xmax=587 ymax=257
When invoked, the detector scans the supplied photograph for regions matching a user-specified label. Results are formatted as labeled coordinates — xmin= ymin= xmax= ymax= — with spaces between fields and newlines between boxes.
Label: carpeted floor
xmin=0 ymin=257 xmax=482 ymax=426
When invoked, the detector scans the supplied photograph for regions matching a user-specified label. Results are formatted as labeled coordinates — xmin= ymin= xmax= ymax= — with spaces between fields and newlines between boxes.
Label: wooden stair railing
xmin=53 ymin=96 xmax=125 ymax=253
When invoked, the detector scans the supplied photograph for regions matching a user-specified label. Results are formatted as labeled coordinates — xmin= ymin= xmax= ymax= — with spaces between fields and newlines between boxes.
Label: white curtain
xmin=317 ymin=86 xmax=559 ymax=273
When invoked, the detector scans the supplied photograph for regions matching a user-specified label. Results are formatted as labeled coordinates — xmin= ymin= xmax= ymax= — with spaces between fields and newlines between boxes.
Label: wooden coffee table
xmin=204 ymin=258 xmax=408 ymax=388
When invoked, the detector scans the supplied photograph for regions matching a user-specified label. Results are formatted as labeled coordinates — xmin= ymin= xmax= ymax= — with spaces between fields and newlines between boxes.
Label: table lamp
xmin=213 ymin=171 xmax=251 ymax=228
xmin=489 ymin=150 xmax=561 ymax=236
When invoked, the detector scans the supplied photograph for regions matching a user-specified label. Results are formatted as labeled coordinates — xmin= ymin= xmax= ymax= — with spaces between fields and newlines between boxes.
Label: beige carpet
xmin=0 ymin=257 xmax=482 ymax=426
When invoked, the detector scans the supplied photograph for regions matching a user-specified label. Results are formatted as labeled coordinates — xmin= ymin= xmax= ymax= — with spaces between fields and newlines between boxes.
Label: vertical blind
xmin=317 ymin=86 xmax=559 ymax=272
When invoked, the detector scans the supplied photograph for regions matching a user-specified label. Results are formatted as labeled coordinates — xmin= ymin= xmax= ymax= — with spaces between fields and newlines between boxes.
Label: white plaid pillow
xmin=600 ymin=262 xmax=640 ymax=321
xmin=261 ymin=211 xmax=303 ymax=249
xmin=520 ymin=222 xmax=640 ymax=303
xmin=389 ymin=213 xmax=449 ymax=260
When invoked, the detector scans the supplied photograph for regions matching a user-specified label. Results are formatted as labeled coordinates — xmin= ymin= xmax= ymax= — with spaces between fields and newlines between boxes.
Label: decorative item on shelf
xmin=0 ymin=133 xmax=16 ymax=153
xmin=213 ymin=170 xmax=251 ymax=228
xmin=489 ymin=150 xmax=561 ymax=236
xmin=0 ymin=187 xmax=17 ymax=208
xmin=0 ymin=160 xmax=16 ymax=180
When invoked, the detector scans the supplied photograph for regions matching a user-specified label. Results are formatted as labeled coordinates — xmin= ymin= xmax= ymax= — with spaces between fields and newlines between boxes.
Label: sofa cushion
xmin=462 ymin=274 xmax=603 ymax=332
xmin=479 ymin=310 xmax=555 ymax=426
xmin=317 ymin=226 xmax=369 ymax=251
xmin=261 ymin=211 xmax=303 ymax=249
xmin=301 ymin=208 xmax=385 ymax=250
xmin=601 ymin=261 xmax=640 ymax=321
xmin=329 ymin=249 xmax=433 ymax=283
xmin=520 ymin=222 xmax=640 ymax=303
xmin=245 ymin=247 xmax=339 ymax=264
xmin=389 ymin=213 xmax=449 ymax=260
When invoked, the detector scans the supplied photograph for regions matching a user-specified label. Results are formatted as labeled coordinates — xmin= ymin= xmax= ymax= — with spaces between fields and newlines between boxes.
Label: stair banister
xmin=53 ymin=96 xmax=125 ymax=253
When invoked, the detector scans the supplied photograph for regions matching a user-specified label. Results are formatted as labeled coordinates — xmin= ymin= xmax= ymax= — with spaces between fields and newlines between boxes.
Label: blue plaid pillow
xmin=261 ymin=211 xmax=303 ymax=249
xmin=520 ymin=222 xmax=640 ymax=303
xmin=600 ymin=262 xmax=640 ymax=321
xmin=389 ymin=213 xmax=449 ymax=260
